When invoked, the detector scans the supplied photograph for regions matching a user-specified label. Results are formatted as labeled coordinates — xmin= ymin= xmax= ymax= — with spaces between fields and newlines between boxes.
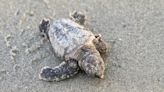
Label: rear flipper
xmin=39 ymin=18 xmax=50 ymax=40
xmin=39 ymin=59 xmax=79 ymax=81
xmin=70 ymin=11 xmax=86 ymax=25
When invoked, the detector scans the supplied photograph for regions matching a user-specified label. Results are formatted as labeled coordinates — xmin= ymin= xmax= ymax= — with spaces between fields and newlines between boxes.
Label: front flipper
xmin=39 ymin=59 xmax=79 ymax=81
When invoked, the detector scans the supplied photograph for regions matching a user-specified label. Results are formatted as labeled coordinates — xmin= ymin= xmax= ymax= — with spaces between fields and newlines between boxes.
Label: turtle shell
xmin=48 ymin=19 xmax=95 ymax=58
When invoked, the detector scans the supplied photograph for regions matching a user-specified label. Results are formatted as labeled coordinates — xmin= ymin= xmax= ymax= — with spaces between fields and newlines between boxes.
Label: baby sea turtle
xmin=39 ymin=11 xmax=109 ymax=81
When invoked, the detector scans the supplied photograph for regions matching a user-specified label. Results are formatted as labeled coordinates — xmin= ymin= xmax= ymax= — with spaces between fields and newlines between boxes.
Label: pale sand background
xmin=0 ymin=0 xmax=164 ymax=92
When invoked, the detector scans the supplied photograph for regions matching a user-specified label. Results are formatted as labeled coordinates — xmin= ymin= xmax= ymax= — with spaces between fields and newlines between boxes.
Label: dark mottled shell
xmin=48 ymin=19 xmax=95 ymax=58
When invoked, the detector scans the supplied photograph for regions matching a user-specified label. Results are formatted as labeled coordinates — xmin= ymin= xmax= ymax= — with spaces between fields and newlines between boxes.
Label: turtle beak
xmin=95 ymin=74 xmax=104 ymax=79
xmin=99 ymin=74 xmax=104 ymax=79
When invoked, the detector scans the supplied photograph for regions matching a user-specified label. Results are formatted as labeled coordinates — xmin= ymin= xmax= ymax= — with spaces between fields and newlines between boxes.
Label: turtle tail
xmin=39 ymin=59 xmax=79 ymax=81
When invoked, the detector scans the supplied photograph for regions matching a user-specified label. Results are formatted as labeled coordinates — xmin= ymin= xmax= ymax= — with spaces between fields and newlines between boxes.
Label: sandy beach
xmin=0 ymin=0 xmax=164 ymax=92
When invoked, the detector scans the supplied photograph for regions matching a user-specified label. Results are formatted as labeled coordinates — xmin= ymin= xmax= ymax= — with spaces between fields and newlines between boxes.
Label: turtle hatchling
xmin=39 ymin=11 xmax=109 ymax=81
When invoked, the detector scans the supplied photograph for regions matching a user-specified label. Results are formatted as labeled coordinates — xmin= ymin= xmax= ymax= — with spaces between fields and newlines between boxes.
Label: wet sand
xmin=0 ymin=0 xmax=164 ymax=92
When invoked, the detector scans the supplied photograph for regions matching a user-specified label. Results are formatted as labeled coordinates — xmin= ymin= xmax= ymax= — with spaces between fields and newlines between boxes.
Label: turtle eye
xmin=95 ymin=35 xmax=99 ymax=38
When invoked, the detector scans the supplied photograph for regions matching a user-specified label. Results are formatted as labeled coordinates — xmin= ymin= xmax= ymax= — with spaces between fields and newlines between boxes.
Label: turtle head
xmin=39 ymin=18 xmax=50 ymax=39
xmin=79 ymin=45 xmax=105 ymax=79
